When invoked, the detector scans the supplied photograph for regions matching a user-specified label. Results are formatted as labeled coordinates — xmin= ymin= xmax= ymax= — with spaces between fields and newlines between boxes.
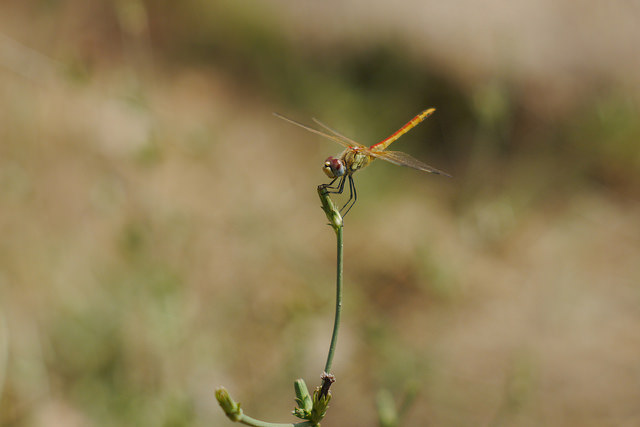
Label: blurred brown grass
xmin=1 ymin=1 xmax=640 ymax=426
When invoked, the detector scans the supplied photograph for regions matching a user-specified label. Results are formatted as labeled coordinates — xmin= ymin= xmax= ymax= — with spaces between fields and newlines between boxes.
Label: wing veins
xmin=273 ymin=113 xmax=352 ymax=149
xmin=311 ymin=118 xmax=365 ymax=148
xmin=369 ymin=150 xmax=452 ymax=177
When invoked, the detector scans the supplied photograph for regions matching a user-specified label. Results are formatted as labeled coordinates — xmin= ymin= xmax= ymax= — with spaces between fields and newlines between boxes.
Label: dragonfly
xmin=274 ymin=108 xmax=451 ymax=215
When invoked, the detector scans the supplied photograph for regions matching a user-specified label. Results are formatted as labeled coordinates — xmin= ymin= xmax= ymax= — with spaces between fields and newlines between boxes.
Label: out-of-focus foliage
xmin=1 ymin=1 xmax=639 ymax=426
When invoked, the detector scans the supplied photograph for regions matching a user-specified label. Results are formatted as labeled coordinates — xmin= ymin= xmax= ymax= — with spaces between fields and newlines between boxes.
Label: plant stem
xmin=216 ymin=387 xmax=316 ymax=427
xmin=217 ymin=187 xmax=344 ymax=426
xmin=324 ymin=224 xmax=343 ymax=374
xmin=237 ymin=414 xmax=315 ymax=427
xmin=317 ymin=184 xmax=344 ymax=375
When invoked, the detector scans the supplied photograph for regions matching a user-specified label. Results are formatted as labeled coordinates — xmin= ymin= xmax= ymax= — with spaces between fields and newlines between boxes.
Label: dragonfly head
xmin=323 ymin=156 xmax=346 ymax=178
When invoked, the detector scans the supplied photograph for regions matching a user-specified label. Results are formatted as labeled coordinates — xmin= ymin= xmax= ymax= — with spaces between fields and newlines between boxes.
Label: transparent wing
xmin=273 ymin=113 xmax=354 ymax=149
xmin=311 ymin=118 xmax=366 ymax=148
xmin=367 ymin=150 xmax=451 ymax=177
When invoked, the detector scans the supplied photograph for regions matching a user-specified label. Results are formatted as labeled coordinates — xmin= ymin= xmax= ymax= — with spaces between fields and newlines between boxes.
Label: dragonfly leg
xmin=323 ymin=176 xmax=346 ymax=195
xmin=340 ymin=175 xmax=357 ymax=216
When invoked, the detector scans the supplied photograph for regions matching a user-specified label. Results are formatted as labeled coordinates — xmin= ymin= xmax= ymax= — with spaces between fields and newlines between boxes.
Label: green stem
xmin=316 ymin=184 xmax=344 ymax=375
xmin=237 ymin=414 xmax=315 ymax=427
xmin=217 ymin=187 xmax=344 ymax=426
xmin=324 ymin=224 xmax=343 ymax=374
xmin=216 ymin=387 xmax=316 ymax=427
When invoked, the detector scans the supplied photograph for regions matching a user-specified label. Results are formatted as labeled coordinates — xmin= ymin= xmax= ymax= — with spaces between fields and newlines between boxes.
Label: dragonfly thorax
xmin=323 ymin=156 xmax=346 ymax=178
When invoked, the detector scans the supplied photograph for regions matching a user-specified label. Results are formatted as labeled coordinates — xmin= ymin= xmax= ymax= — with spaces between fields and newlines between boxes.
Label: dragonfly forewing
xmin=311 ymin=118 xmax=365 ymax=148
xmin=273 ymin=112 xmax=355 ymax=150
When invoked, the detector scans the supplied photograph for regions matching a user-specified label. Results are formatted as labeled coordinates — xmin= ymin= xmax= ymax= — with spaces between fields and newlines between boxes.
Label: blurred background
xmin=1 ymin=1 xmax=639 ymax=426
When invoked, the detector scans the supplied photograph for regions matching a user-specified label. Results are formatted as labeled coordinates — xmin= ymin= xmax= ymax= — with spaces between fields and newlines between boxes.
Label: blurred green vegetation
xmin=1 ymin=1 xmax=639 ymax=426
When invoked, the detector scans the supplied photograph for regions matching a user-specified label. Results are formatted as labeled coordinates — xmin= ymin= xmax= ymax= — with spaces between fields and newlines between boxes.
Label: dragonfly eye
xmin=323 ymin=157 xmax=346 ymax=178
